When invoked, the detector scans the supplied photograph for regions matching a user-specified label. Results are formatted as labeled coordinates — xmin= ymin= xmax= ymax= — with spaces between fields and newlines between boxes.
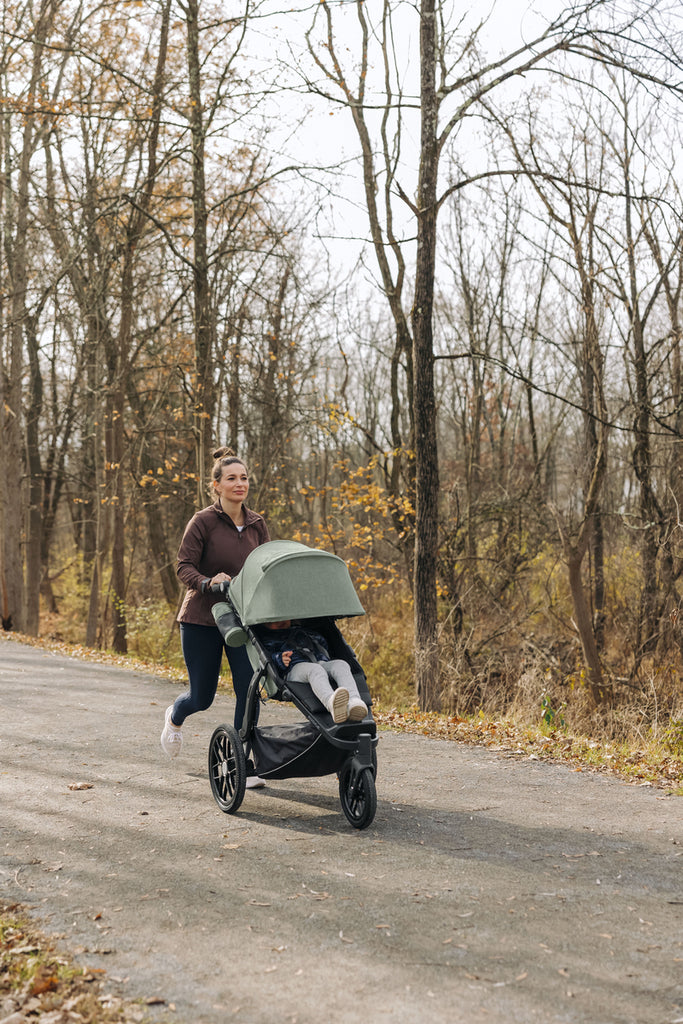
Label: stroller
xmin=207 ymin=540 xmax=378 ymax=829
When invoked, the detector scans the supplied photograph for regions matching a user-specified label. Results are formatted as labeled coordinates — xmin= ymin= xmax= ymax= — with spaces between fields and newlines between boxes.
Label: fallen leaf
xmin=30 ymin=975 xmax=59 ymax=995
xmin=68 ymin=782 xmax=93 ymax=791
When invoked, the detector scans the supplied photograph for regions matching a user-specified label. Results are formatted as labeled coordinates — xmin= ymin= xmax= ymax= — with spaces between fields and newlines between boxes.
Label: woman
xmin=161 ymin=447 xmax=270 ymax=786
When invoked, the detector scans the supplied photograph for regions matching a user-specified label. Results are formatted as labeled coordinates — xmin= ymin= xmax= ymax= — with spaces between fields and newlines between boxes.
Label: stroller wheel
xmin=208 ymin=724 xmax=246 ymax=814
xmin=338 ymin=762 xmax=377 ymax=830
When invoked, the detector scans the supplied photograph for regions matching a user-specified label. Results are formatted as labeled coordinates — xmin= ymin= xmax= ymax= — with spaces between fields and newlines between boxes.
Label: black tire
xmin=339 ymin=763 xmax=377 ymax=830
xmin=208 ymin=723 xmax=246 ymax=814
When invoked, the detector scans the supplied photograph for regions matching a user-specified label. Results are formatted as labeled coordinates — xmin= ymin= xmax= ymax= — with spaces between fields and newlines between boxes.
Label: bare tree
xmin=299 ymin=0 xmax=667 ymax=708
xmin=0 ymin=0 xmax=58 ymax=634
xmin=596 ymin=72 xmax=683 ymax=666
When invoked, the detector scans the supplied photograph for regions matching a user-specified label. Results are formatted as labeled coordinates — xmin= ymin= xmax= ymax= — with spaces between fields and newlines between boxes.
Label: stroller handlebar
xmin=210 ymin=582 xmax=230 ymax=596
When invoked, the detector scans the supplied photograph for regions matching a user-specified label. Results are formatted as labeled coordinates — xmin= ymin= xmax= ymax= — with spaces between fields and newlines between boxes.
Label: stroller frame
xmin=207 ymin=541 xmax=379 ymax=830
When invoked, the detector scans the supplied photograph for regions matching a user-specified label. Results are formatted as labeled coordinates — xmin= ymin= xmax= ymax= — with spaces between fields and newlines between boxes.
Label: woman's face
xmin=214 ymin=462 xmax=249 ymax=506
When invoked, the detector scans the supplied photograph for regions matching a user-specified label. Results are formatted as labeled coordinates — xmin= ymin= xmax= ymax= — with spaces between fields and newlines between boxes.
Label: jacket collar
xmin=213 ymin=500 xmax=259 ymax=527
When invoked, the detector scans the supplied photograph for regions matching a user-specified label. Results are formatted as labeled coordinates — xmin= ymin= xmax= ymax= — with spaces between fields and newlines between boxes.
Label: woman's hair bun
xmin=213 ymin=445 xmax=236 ymax=460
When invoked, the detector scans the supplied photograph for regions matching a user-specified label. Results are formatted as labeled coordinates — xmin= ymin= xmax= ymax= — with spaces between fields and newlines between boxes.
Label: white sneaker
xmin=327 ymin=687 xmax=349 ymax=723
xmin=246 ymin=775 xmax=265 ymax=789
xmin=348 ymin=697 xmax=368 ymax=722
xmin=160 ymin=705 xmax=183 ymax=758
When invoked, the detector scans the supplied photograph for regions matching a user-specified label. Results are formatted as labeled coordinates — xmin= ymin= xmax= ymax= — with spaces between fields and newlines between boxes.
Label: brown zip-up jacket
xmin=176 ymin=502 xmax=270 ymax=626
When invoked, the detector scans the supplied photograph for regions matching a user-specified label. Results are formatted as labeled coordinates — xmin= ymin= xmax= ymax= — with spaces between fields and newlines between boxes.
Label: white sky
xmin=242 ymin=2 xmax=562 ymax=255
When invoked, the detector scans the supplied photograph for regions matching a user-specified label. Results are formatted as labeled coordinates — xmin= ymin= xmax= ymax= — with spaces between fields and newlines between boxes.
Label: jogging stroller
xmin=208 ymin=540 xmax=378 ymax=829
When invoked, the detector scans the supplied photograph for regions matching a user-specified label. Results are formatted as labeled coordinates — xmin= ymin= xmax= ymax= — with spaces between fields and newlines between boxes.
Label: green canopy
xmin=228 ymin=540 xmax=365 ymax=625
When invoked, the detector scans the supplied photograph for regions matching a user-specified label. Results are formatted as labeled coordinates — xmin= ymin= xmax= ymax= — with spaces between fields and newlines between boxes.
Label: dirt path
xmin=0 ymin=636 xmax=681 ymax=1024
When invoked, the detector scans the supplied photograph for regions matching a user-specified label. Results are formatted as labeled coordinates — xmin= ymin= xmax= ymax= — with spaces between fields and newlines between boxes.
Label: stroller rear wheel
xmin=338 ymin=762 xmax=376 ymax=830
xmin=209 ymin=724 xmax=246 ymax=814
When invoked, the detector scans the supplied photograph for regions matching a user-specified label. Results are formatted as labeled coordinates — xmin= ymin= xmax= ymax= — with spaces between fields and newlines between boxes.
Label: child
xmin=260 ymin=620 xmax=368 ymax=724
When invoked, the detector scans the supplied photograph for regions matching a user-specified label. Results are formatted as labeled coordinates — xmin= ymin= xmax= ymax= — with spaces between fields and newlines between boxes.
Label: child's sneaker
xmin=160 ymin=705 xmax=183 ymax=757
xmin=348 ymin=697 xmax=368 ymax=722
xmin=327 ymin=687 xmax=350 ymax=723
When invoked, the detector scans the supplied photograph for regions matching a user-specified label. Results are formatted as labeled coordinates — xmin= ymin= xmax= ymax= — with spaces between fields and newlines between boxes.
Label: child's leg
xmin=326 ymin=660 xmax=368 ymax=720
xmin=288 ymin=661 xmax=334 ymax=704
xmin=325 ymin=660 xmax=362 ymax=699
xmin=288 ymin=662 xmax=349 ymax=723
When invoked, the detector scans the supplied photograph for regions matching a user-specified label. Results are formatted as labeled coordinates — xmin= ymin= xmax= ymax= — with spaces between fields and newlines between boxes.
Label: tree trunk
xmin=1 ymin=0 xmax=55 ymax=632
xmin=566 ymin=541 xmax=607 ymax=702
xmin=186 ymin=0 xmax=215 ymax=507
xmin=108 ymin=0 xmax=171 ymax=651
xmin=24 ymin=313 xmax=44 ymax=635
xmin=412 ymin=0 xmax=441 ymax=711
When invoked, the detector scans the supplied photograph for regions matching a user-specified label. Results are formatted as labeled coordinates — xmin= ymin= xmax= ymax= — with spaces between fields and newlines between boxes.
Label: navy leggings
xmin=173 ymin=623 xmax=257 ymax=730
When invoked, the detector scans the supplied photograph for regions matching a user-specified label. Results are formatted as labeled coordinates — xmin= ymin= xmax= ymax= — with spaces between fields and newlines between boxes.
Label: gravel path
xmin=1 ymin=636 xmax=681 ymax=1024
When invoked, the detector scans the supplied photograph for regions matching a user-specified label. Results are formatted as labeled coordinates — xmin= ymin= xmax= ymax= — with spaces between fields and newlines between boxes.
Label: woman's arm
xmin=176 ymin=515 xmax=209 ymax=591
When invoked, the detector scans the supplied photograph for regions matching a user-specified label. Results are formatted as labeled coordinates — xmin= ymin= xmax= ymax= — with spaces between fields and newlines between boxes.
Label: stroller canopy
xmin=229 ymin=540 xmax=365 ymax=625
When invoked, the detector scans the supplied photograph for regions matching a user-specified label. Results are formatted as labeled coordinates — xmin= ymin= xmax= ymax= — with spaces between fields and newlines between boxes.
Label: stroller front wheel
xmin=339 ymin=762 xmax=377 ymax=830
xmin=209 ymin=723 xmax=246 ymax=814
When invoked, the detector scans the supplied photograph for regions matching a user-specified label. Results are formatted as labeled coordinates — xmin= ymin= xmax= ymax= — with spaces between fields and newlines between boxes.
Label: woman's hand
xmin=282 ymin=650 xmax=293 ymax=667
xmin=210 ymin=572 xmax=231 ymax=586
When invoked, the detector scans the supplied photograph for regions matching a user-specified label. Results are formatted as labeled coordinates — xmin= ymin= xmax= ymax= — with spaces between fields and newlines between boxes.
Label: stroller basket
xmin=250 ymin=722 xmax=348 ymax=780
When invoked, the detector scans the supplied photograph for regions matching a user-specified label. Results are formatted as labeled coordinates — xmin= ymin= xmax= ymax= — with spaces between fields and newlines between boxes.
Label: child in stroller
xmin=259 ymin=619 xmax=368 ymax=723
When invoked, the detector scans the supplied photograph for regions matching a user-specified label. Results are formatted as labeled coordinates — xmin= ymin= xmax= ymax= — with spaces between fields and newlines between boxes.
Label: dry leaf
xmin=29 ymin=975 xmax=59 ymax=996
xmin=68 ymin=782 xmax=93 ymax=791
